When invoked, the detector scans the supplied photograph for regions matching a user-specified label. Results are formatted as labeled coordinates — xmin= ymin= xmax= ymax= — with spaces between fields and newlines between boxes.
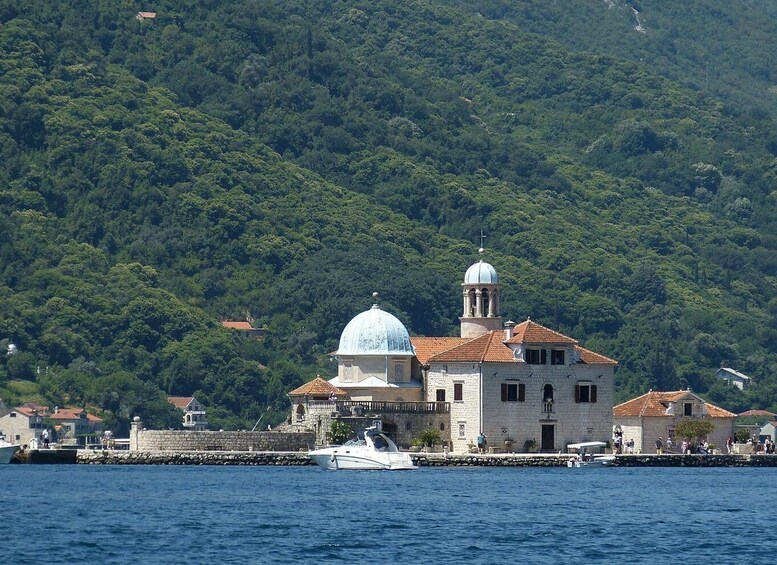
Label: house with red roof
xmin=167 ymin=396 xmax=208 ymax=431
xmin=613 ymin=390 xmax=735 ymax=454
xmin=221 ymin=320 xmax=265 ymax=339
xmin=49 ymin=407 xmax=103 ymax=446
xmin=0 ymin=405 xmax=48 ymax=446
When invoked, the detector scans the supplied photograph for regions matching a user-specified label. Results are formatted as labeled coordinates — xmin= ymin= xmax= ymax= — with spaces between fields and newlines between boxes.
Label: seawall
xmin=73 ymin=451 xmax=777 ymax=467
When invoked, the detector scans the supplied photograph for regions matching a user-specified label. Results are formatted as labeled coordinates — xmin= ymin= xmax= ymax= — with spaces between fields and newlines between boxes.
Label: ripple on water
xmin=3 ymin=465 xmax=777 ymax=564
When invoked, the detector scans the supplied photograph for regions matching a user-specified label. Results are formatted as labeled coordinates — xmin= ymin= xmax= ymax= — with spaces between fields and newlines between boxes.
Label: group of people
xmin=612 ymin=432 xmax=635 ymax=454
xmin=750 ymin=437 xmax=775 ymax=454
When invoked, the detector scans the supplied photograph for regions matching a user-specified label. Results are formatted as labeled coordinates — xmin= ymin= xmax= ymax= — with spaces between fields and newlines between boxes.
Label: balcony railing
xmin=307 ymin=400 xmax=450 ymax=415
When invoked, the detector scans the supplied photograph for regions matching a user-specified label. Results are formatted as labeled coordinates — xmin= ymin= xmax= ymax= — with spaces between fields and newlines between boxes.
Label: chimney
xmin=504 ymin=320 xmax=516 ymax=342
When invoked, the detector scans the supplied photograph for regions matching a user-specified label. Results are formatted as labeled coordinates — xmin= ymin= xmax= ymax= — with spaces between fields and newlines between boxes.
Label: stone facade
xmin=427 ymin=358 xmax=613 ymax=454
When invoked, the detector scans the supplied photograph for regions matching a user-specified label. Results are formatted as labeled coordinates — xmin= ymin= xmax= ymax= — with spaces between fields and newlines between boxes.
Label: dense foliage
xmin=1 ymin=1 xmax=776 ymax=431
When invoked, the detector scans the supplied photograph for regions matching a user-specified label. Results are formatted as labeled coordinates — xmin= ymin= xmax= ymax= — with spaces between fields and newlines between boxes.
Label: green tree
xmin=328 ymin=420 xmax=353 ymax=445
xmin=674 ymin=418 xmax=716 ymax=444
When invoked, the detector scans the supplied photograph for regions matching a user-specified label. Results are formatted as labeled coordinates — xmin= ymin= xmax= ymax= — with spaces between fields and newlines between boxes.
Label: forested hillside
xmin=1 ymin=0 xmax=776 ymax=432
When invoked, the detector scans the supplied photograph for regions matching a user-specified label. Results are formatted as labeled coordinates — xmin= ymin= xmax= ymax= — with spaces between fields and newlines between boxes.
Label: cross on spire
xmin=479 ymin=229 xmax=487 ymax=250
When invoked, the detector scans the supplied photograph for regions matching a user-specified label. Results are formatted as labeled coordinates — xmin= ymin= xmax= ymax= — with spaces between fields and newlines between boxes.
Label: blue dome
xmin=464 ymin=260 xmax=498 ymax=285
xmin=337 ymin=305 xmax=414 ymax=356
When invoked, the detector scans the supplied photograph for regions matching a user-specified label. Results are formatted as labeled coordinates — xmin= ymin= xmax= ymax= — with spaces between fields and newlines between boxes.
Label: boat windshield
xmin=342 ymin=439 xmax=366 ymax=447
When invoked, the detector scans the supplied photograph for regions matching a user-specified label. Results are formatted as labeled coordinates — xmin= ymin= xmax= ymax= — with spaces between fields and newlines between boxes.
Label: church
xmin=316 ymin=249 xmax=617 ymax=454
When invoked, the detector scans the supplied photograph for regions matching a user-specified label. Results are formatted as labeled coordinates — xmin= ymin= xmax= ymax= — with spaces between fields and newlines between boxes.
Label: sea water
xmin=2 ymin=465 xmax=776 ymax=564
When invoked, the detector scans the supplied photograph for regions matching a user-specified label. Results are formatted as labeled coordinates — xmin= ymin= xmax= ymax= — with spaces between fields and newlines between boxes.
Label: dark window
xmin=543 ymin=384 xmax=554 ymax=402
xmin=436 ymin=389 xmax=446 ymax=402
xmin=551 ymin=349 xmax=565 ymax=365
xmin=454 ymin=383 xmax=463 ymax=401
xmin=501 ymin=383 xmax=526 ymax=402
xmin=439 ymin=422 xmax=445 ymax=431
xmin=684 ymin=403 xmax=692 ymax=416
xmin=575 ymin=383 xmax=597 ymax=403
xmin=526 ymin=349 xmax=541 ymax=364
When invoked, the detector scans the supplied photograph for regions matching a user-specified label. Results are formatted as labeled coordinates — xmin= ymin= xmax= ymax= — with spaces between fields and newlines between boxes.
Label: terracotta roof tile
xmin=614 ymin=391 xmax=736 ymax=418
xmin=49 ymin=408 xmax=103 ymax=422
xmin=222 ymin=321 xmax=255 ymax=330
xmin=168 ymin=396 xmax=195 ymax=409
xmin=429 ymin=332 xmax=515 ymax=363
xmin=506 ymin=319 xmax=578 ymax=345
xmin=575 ymin=345 xmax=618 ymax=366
xmin=410 ymin=337 xmax=470 ymax=365
xmin=737 ymin=409 xmax=776 ymax=418
xmin=288 ymin=377 xmax=347 ymax=398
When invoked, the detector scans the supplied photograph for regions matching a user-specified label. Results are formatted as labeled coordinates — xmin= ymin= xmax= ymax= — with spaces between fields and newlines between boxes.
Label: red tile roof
xmin=168 ymin=396 xmax=195 ymax=409
xmin=575 ymin=345 xmax=618 ymax=366
xmin=410 ymin=337 xmax=470 ymax=365
xmin=221 ymin=321 xmax=255 ymax=330
xmin=506 ymin=319 xmax=578 ymax=345
xmin=49 ymin=408 xmax=103 ymax=422
xmin=737 ymin=409 xmax=776 ymax=418
xmin=614 ymin=391 xmax=736 ymax=418
xmin=428 ymin=332 xmax=515 ymax=363
xmin=288 ymin=377 xmax=347 ymax=398
xmin=12 ymin=406 xmax=43 ymax=418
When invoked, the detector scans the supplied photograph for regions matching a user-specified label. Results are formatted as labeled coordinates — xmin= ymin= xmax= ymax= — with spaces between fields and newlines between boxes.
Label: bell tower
xmin=460 ymin=248 xmax=502 ymax=338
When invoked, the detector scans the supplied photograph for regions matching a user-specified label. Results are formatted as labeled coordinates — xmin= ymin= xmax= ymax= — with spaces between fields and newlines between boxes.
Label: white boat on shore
xmin=566 ymin=441 xmax=615 ymax=468
xmin=309 ymin=427 xmax=417 ymax=470
xmin=0 ymin=436 xmax=21 ymax=464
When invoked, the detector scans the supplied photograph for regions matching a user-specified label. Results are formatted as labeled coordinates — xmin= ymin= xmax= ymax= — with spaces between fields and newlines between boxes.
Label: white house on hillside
xmin=168 ymin=396 xmax=208 ymax=431
xmin=715 ymin=367 xmax=751 ymax=390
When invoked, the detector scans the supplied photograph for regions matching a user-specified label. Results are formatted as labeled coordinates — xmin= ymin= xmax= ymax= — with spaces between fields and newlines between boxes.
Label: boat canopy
xmin=567 ymin=441 xmax=608 ymax=451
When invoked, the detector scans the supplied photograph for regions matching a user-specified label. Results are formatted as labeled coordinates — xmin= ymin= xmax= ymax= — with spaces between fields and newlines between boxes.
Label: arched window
xmin=468 ymin=289 xmax=476 ymax=316
xmin=481 ymin=288 xmax=490 ymax=317
xmin=543 ymin=384 xmax=554 ymax=414
xmin=295 ymin=404 xmax=305 ymax=422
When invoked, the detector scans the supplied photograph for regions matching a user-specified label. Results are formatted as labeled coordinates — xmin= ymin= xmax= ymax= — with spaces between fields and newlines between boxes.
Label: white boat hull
xmin=309 ymin=449 xmax=416 ymax=471
xmin=0 ymin=444 xmax=20 ymax=464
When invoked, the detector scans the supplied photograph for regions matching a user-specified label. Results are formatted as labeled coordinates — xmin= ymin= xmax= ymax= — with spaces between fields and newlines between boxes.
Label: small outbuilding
xmin=613 ymin=390 xmax=735 ymax=453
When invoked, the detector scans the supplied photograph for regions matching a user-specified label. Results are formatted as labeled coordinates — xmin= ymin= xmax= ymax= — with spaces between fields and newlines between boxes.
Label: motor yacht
xmin=309 ymin=427 xmax=417 ymax=470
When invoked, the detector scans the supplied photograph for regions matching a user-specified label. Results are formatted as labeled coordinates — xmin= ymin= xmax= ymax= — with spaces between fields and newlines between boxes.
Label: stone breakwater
xmin=613 ymin=454 xmax=777 ymax=467
xmin=77 ymin=450 xmax=575 ymax=467
xmin=78 ymin=450 xmax=313 ymax=465
xmin=76 ymin=451 xmax=777 ymax=467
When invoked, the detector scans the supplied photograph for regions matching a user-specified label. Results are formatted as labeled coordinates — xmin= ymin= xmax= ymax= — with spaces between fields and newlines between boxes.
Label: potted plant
xmin=524 ymin=438 xmax=538 ymax=453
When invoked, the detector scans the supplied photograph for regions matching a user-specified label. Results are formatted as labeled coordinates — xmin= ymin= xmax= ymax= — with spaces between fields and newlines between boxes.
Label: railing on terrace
xmin=306 ymin=400 xmax=450 ymax=414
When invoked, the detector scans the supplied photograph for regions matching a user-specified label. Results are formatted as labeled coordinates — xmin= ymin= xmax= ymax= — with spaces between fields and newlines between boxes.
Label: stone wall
xmin=79 ymin=450 xmax=312 ymax=465
xmin=129 ymin=420 xmax=314 ymax=452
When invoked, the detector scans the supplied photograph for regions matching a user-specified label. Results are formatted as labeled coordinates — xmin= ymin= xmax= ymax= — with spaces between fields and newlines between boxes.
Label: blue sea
xmin=2 ymin=465 xmax=775 ymax=564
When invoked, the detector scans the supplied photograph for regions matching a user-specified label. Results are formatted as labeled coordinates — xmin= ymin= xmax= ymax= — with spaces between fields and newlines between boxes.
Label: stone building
xmin=613 ymin=390 xmax=736 ymax=453
xmin=49 ymin=407 xmax=103 ymax=446
xmin=311 ymin=248 xmax=616 ymax=454
xmin=0 ymin=404 xmax=47 ymax=446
